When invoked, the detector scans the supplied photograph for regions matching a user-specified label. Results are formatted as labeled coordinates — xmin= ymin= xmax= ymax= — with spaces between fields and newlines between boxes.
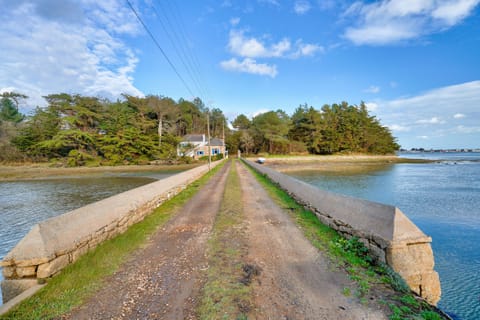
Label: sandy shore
xmin=0 ymin=163 xmax=200 ymax=181
xmin=245 ymin=155 xmax=431 ymax=173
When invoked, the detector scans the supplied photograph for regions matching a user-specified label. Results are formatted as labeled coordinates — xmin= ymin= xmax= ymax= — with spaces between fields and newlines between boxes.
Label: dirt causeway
xmin=236 ymin=162 xmax=387 ymax=319
xmin=65 ymin=160 xmax=390 ymax=319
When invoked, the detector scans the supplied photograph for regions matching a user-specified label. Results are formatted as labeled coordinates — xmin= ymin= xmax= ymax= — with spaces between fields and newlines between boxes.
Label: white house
xmin=178 ymin=134 xmax=226 ymax=159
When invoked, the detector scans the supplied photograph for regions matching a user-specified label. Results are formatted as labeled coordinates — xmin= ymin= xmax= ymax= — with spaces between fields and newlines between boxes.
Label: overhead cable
xmin=125 ymin=0 xmax=196 ymax=98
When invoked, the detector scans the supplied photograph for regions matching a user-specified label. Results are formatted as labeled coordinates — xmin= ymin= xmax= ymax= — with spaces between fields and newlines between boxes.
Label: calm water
xmin=0 ymin=170 xmax=179 ymax=304
xmin=288 ymin=153 xmax=480 ymax=320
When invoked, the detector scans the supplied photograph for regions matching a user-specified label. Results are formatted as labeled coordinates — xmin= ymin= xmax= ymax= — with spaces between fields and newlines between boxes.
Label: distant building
xmin=177 ymin=134 xmax=226 ymax=159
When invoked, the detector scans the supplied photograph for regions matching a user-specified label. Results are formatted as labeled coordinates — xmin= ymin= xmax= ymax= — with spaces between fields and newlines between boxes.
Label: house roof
xmin=182 ymin=134 xmax=204 ymax=142
xmin=208 ymin=138 xmax=225 ymax=146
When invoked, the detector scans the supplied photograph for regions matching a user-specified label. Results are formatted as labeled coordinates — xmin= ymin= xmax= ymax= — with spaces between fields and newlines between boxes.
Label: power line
xmin=150 ymin=2 xmax=206 ymax=99
xmin=165 ymin=0 xmax=213 ymax=101
xmin=125 ymin=0 xmax=196 ymax=98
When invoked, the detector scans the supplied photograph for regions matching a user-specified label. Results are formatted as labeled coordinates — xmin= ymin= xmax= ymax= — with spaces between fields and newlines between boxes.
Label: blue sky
xmin=1 ymin=0 xmax=479 ymax=149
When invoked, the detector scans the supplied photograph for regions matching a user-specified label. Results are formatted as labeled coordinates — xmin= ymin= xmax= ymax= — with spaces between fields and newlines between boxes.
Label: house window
xmin=212 ymin=148 xmax=220 ymax=155
xmin=196 ymin=151 xmax=204 ymax=156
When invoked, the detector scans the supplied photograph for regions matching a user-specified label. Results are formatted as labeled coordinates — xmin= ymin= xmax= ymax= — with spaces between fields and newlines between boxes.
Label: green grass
xmin=0 ymin=162 xmax=225 ymax=320
xmin=197 ymin=160 xmax=252 ymax=320
xmin=242 ymin=160 xmax=445 ymax=320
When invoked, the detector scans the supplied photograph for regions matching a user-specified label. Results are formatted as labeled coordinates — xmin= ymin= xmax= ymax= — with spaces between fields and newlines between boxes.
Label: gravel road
xmin=66 ymin=162 xmax=231 ymax=319
xmin=65 ymin=160 xmax=389 ymax=319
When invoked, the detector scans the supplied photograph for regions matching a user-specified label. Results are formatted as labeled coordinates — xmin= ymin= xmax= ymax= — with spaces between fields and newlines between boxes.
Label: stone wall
xmin=244 ymin=159 xmax=441 ymax=305
xmin=1 ymin=161 xmax=223 ymax=304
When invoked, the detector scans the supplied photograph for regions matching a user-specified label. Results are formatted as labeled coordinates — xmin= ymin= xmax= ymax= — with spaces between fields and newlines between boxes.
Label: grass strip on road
xmin=243 ymin=160 xmax=444 ymax=320
xmin=0 ymin=162 xmax=225 ymax=320
xmin=197 ymin=160 xmax=251 ymax=320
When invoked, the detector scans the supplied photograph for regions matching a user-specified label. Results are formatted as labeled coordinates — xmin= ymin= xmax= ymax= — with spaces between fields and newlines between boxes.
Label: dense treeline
xmin=0 ymin=92 xmax=399 ymax=165
xmin=0 ymin=92 xmax=227 ymax=165
xmin=228 ymin=102 xmax=399 ymax=155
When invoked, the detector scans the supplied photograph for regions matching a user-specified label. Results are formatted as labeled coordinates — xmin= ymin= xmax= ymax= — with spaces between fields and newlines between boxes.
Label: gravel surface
xmin=64 ymin=160 xmax=390 ymax=319
xmin=236 ymin=162 xmax=388 ymax=319
xmin=65 ymin=163 xmax=231 ymax=319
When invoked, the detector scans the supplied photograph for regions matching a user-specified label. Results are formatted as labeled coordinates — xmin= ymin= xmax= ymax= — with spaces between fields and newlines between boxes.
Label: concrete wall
xmin=0 ymin=161 xmax=223 ymax=304
xmin=244 ymin=159 xmax=441 ymax=305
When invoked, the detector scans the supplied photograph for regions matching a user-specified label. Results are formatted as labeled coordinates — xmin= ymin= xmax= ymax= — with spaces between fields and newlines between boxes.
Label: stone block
xmin=37 ymin=255 xmax=69 ymax=279
xmin=16 ymin=266 xmax=36 ymax=278
xmin=0 ymin=260 xmax=12 ymax=267
xmin=15 ymin=257 xmax=51 ymax=268
xmin=386 ymin=242 xmax=434 ymax=275
xmin=2 ymin=267 xmax=16 ymax=278
xmin=368 ymin=245 xmax=386 ymax=263
xmin=71 ymin=244 xmax=89 ymax=263
xmin=404 ymin=270 xmax=441 ymax=305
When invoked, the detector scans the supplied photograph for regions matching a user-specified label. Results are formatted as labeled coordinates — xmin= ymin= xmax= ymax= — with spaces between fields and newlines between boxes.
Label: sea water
xmin=0 ymin=171 xmax=179 ymax=305
xmin=288 ymin=153 xmax=480 ymax=320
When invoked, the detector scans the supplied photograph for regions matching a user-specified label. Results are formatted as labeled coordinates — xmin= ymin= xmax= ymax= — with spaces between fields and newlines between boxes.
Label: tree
xmin=12 ymin=106 xmax=61 ymax=158
xmin=209 ymin=108 xmax=226 ymax=138
xmin=232 ymin=114 xmax=251 ymax=130
xmin=146 ymin=95 xmax=177 ymax=147
xmin=240 ymin=131 xmax=255 ymax=154
xmin=0 ymin=92 xmax=28 ymax=111
xmin=251 ymin=110 xmax=291 ymax=154
xmin=288 ymin=102 xmax=399 ymax=155
xmin=1 ymin=97 xmax=24 ymax=123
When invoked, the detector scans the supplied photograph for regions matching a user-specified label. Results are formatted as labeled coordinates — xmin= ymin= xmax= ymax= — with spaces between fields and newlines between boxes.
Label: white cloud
xmin=252 ymin=108 xmax=271 ymax=117
xmin=389 ymin=124 xmax=411 ymax=132
xmin=220 ymin=58 xmax=278 ymax=78
xmin=417 ymin=135 xmax=429 ymax=139
xmin=0 ymin=87 xmax=16 ymax=94
xmin=416 ymin=117 xmax=446 ymax=124
xmin=228 ymin=30 xmax=270 ymax=58
xmin=230 ymin=17 xmax=240 ymax=26
xmin=294 ymin=1 xmax=312 ymax=14
xmin=272 ymin=39 xmax=292 ymax=57
xmin=223 ymin=29 xmax=321 ymax=76
xmin=228 ymin=30 xmax=290 ymax=58
xmin=227 ymin=30 xmax=321 ymax=59
xmin=364 ymin=85 xmax=380 ymax=93
xmin=386 ymin=81 xmax=480 ymax=111
xmin=454 ymin=113 xmax=466 ymax=119
xmin=292 ymin=42 xmax=324 ymax=57
xmin=365 ymin=102 xmax=378 ymax=111
xmin=343 ymin=0 xmax=480 ymax=45
xmin=258 ymin=0 xmax=280 ymax=6
xmin=318 ymin=0 xmax=336 ymax=11
xmin=456 ymin=125 xmax=480 ymax=133
xmin=432 ymin=0 xmax=480 ymax=25
xmin=369 ymin=81 xmax=480 ymax=148
xmin=0 ymin=1 xmax=142 ymax=110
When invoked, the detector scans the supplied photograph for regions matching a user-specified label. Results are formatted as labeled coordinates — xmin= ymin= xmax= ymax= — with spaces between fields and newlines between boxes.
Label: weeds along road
xmin=66 ymin=160 xmax=389 ymax=319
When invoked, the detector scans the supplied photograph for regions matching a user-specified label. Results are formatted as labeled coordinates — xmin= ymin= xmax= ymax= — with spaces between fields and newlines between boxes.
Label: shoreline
xmin=248 ymin=154 xmax=432 ymax=163
xmin=0 ymin=163 xmax=200 ymax=181
xmin=0 ymin=155 xmax=431 ymax=181
xmin=246 ymin=155 xmax=433 ymax=173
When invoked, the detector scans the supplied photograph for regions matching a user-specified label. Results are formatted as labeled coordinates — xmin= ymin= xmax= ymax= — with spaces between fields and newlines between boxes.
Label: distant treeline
xmin=0 ymin=92 xmax=399 ymax=165
xmin=230 ymin=102 xmax=399 ymax=155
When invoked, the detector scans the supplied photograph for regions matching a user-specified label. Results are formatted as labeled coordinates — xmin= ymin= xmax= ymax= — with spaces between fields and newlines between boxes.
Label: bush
xmin=67 ymin=149 xmax=95 ymax=167
xmin=199 ymin=154 xmax=224 ymax=161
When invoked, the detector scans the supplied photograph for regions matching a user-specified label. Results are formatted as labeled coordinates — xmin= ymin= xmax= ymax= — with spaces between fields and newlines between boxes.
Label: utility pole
xmin=222 ymin=119 xmax=225 ymax=159
xmin=207 ymin=112 xmax=211 ymax=171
